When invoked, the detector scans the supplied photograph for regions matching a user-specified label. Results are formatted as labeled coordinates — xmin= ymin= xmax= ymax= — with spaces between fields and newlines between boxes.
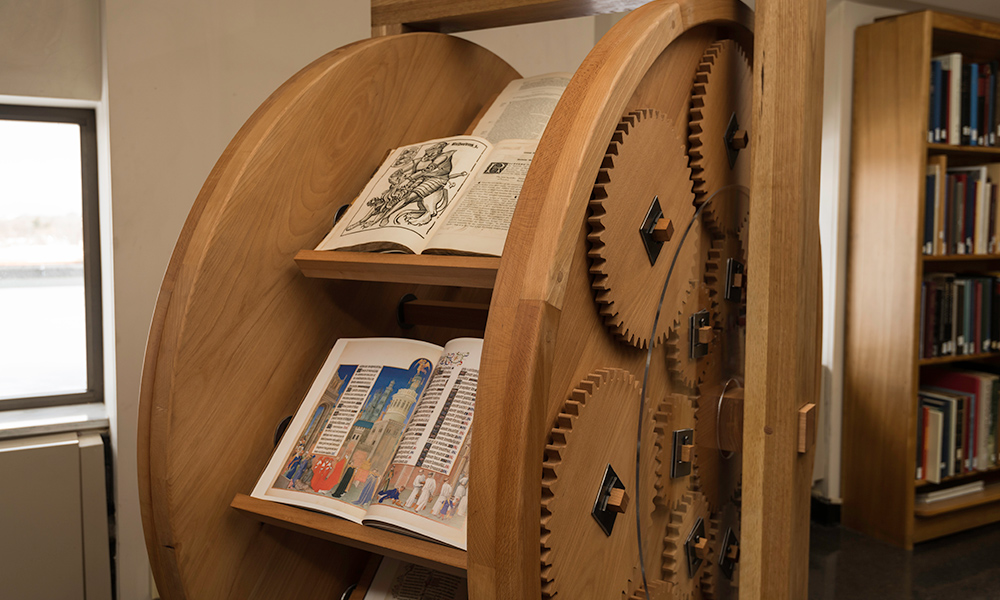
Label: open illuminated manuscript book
xmin=315 ymin=72 xmax=571 ymax=257
xmin=251 ymin=337 xmax=479 ymax=550
xmin=363 ymin=558 xmax=467 ymax=600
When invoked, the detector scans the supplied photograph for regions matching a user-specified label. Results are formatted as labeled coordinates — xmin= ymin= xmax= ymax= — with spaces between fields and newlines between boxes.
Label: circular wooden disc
xmin=138 ymin=33 xmax=518 ymax=600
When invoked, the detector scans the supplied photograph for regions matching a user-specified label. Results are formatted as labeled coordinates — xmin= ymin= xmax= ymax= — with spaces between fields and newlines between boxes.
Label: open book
xmin=362 ymin=558 xmax=467 ymax=600
xmin=315 ymin=72 xmax=572 ymax=257
xmin=251 ymin=337 xmax=480 ymax=550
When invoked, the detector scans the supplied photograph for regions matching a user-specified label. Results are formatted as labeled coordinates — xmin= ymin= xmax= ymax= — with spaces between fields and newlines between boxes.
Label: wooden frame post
xmin=742 ymin=0 xmax=825 ymax=599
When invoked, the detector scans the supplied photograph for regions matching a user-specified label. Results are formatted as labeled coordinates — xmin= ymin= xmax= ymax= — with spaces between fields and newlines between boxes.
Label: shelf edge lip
xmin=293 ymin=249 xmax=500 ymax=289
xmin=231 ymin=493 xmax=468 ymax=575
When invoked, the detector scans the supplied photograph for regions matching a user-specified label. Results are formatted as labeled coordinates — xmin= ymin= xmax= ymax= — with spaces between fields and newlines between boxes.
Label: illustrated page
xmin=363 ymin=338 xmax=482 ymax=549
xmin=472 ymin=72 xmax=572 ymax=143
xmin=316 ymin=137 xmax=491 ymax=253
xmin=363 ymin=558 xmax=467 ymax=600
xmin=423 ymin=140 xmax=536 ymax=256
xmin=251 ymin=338 xmax=441 ymax=523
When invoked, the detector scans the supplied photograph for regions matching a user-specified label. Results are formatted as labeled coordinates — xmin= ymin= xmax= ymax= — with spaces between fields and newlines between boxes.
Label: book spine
xmin=918 ymin=401 xmax=926 ymax=480
xmin=966 ymin=175 xmax=976 ymax=254
xmin=925 ymin=173 xmax=935 ymax=254
xmin=963 ymin=64 xmax=973 ymax=145
xmin=952 ymin=55 xmax=964 ymax=145
xmin=979 ymin=70 xmax=988 ymax=146
xmin=930 ymin=61 xmax=939 ymax=142
xmin=984 ymin=277 xmax=993 ymax=352
xmin=995 ymin=60 xmax=1000 ymax=143
xmin=975 ymin=280 xmax=983 ymax=353
xmin=971 ymin=63 xmax=980 ymax=146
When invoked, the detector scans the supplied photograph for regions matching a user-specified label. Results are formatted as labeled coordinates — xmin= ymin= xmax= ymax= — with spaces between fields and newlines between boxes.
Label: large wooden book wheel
xmin=138 ymin=1 xmax=824 ymax=599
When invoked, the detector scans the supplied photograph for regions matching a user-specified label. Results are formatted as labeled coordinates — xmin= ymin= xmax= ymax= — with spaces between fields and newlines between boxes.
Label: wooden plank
xmin=842 ymin=11 xmax=931 ymax=550
xmin=917 ymin=351 xmax=1000 ymax=366
xmin=400 ymin=299 xmax=490 ymax=330
xmin=231 ymin=494 xmax=467 ymax=576
xmin=294 ymin=250 xmax=500 ymax=289
xmin=371 ymin=0 xmax=647 ymax=34
xmin=741 ymin=0 xmax=825 ymax=597
xmin=913 ymin=497 xmax=1000 ymax=542
xmin=914 ymin=482 xmax=1000 ymax=517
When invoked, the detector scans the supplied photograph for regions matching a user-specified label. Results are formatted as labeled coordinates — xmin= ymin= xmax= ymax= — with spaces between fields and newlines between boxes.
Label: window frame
xmin=0 ymin=104 xmax=104 ymax=411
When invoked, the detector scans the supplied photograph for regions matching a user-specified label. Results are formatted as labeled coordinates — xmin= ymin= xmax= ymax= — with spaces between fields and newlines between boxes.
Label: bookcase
xmin=844 ymin=10 xmax=1000 ymax=550
xmin=136 ymin=0 xmax=826 ymax=599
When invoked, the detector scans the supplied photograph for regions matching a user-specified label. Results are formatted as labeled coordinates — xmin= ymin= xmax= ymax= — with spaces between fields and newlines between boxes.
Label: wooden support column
xmin=742 ymin=0 xmax=825 ymax=599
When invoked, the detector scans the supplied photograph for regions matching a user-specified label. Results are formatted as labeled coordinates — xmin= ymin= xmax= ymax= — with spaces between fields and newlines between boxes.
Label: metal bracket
xmin=273 ymin=415 xmax=293 ymax=448
xmin=724 ymin=258 xmax=745 ymax=303
xmin=334 ymin=203 xmax=351 ymax=226
xmin=719 ymin=526 xmax=740 ymax=579
xmin=639 ymin=196 xmax=666 ymax=266
xmin=670 ymin=428 xmax=694 ymax=478
xmin=684 ymin=517 xmax=707 ymax=577
xmin=724 ymin=112 xmax=744 ymax=169
xmin=591 ymin=464 xmax=626 ymax=536
xmin=396 ymin=293 xmax=417 ymax=329
xmin=689 ymin=310 xmax=710 ymax=359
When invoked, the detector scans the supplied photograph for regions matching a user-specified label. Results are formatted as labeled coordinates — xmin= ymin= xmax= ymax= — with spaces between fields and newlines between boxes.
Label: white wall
xmin=0 ymin=0 xmax=102 ymax=100
xmin=103 ymin=3 xmax=598 ymax=597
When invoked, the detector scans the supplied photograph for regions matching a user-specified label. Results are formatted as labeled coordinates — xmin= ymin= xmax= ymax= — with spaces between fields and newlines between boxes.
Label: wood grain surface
xmin=470 ymin=1 xmax=754 ymax=598
xmin=294 ymin=250 xmax=500 ymax=289
xmin=231 ymin=494 xmax=467 ymax=575
xmin=137 ymin=33 xmax=517 ymax=600
xmin=842 ymin=12 xmax=930 ymax=550
xmin=740 ymin=0 xmax=825 ymax=598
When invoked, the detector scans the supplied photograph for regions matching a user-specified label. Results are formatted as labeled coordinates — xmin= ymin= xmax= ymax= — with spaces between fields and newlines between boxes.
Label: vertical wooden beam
xmin=742 ymin=0 xmax=825 ymax=598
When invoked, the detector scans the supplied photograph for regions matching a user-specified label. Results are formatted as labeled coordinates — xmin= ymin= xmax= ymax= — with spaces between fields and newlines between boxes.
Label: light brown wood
xmin=913 ymin=494 xmax=1000 ymax=542
xmin=913 ymin=482 xmax=1000 ymax=517
xmin=294 ymin=250 xmax=500 ymax=289
xmin=347 ymin=555 xmax=384 ymax=600
xmin=698 ymin=325 xmax=714 ymax=344
xmin=607 ymin=487 xmax=630 ymax=513
xmin=231 ymin=494 xmax=467 ymax=576
xmin=137 ymin=32 xmax=517 ymax=600
xmin=741 ymin=0 xmax=825 ymax=598
xmin=842 ymin=11 xmax=931 ymax=551
xmin=797 ymin=403 xmax=816 ymax=455
xmin=681 ymin=443 xmax=694 ymax=463
xmin=371 ymin=0 xmax=648 ymax=34
xmin=470 ymin=2 xmax=755 ymax=598
xmin=652 ymin=217 xmax=674 ymax=242
xmin=719 ymin=387 xmax=744 ymax=454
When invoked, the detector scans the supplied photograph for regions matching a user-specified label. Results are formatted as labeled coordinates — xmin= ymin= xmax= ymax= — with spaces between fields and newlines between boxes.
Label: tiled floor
xmin=809 ymin=521 xmax=1000 ymax=599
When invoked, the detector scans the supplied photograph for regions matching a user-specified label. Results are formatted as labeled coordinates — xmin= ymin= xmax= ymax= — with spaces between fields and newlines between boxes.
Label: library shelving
xmin=844 ymin=10 xmax=1000 ymax=549
xmin=136 ymin=0 xmax=827 ymax=599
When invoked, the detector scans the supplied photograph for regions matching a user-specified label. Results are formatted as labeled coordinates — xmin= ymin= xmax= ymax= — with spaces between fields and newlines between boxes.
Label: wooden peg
xmin=607 ymin=487 xmax=629 ymax=513
xmin=732 ymin=272 xmax=743 ymax=288
xmin=680 ymin=443 xmax=694 ymax=462
xmin=726 ymin=544 xmax=740 ymax=561
xmin=652 ymin=217 xmax=674 ymax=242
xmin=798 ymin=403 xmax=817 ymax=454
xmin=730 ymin=129 xmax=749 ymax=149
xmin=698 ymin=326 xmax=713 ymax=345
xmin=694 ymin=536 xmax=708 ymax=560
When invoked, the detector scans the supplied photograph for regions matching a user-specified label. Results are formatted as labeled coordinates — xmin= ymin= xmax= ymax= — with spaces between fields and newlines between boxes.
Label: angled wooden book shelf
xmin=137 ymin=1 xmax=826 ymax=599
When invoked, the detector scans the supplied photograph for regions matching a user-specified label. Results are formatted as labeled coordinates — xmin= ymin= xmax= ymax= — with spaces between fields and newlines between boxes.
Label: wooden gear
xmin=137 ymin=0 xmax=825 ymax=599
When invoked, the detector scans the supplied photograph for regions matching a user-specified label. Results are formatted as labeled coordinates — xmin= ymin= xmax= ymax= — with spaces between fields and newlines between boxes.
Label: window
xmin=0 ymin=105 xmax=102 ymax=410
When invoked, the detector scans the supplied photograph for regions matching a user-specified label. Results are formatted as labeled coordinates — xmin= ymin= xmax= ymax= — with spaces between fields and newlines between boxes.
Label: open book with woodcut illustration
xmin=251 ymin=337 xmax=481 ymax=550
xmin=315 ymin=72 xmax=571 ymax=257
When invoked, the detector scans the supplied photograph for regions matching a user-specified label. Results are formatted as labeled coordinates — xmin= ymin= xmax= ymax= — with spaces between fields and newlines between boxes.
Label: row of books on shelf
xmin=928 ymin=54 xmax=1000 ymax=146
xmin=922 ymin=159 xmax=1000 ymax=255
xmin=919 ymin=274 xmax=1000 ymax=359
xmin=917 ymin=367 xmax=1000 ymax=483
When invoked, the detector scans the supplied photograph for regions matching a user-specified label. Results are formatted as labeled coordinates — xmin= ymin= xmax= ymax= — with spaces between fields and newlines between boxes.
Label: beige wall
xmin=104 ymin=3 xmax=598 ymax=597
xmin=0 ymin=0 xmax=102 ymax=100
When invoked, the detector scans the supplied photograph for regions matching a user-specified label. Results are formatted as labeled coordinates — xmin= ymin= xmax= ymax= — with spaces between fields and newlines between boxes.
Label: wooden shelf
xmin=922 ymin=253 xmax=1000 ymax=262
xmin=231 ymin=493 xmax=467 ymax=576
xmin=927 ymin=143 xmax=1000 ymax=157
xmin=294 ymin=250 xmax=500 ymax=289
xmin=918 ymin=351 xmax=1000 ymax=366
xmin=914 ymin=481 xmax=1000 ymax=517
xmin=916 ymin=465 xmax=1000 ymax=488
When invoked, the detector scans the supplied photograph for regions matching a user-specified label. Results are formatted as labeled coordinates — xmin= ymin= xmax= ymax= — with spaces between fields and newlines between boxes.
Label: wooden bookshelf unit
xmin=844 ymin=10 xmax=1000 ymax=549
xmin=137 ymin=0 xmax=827 ymax=598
